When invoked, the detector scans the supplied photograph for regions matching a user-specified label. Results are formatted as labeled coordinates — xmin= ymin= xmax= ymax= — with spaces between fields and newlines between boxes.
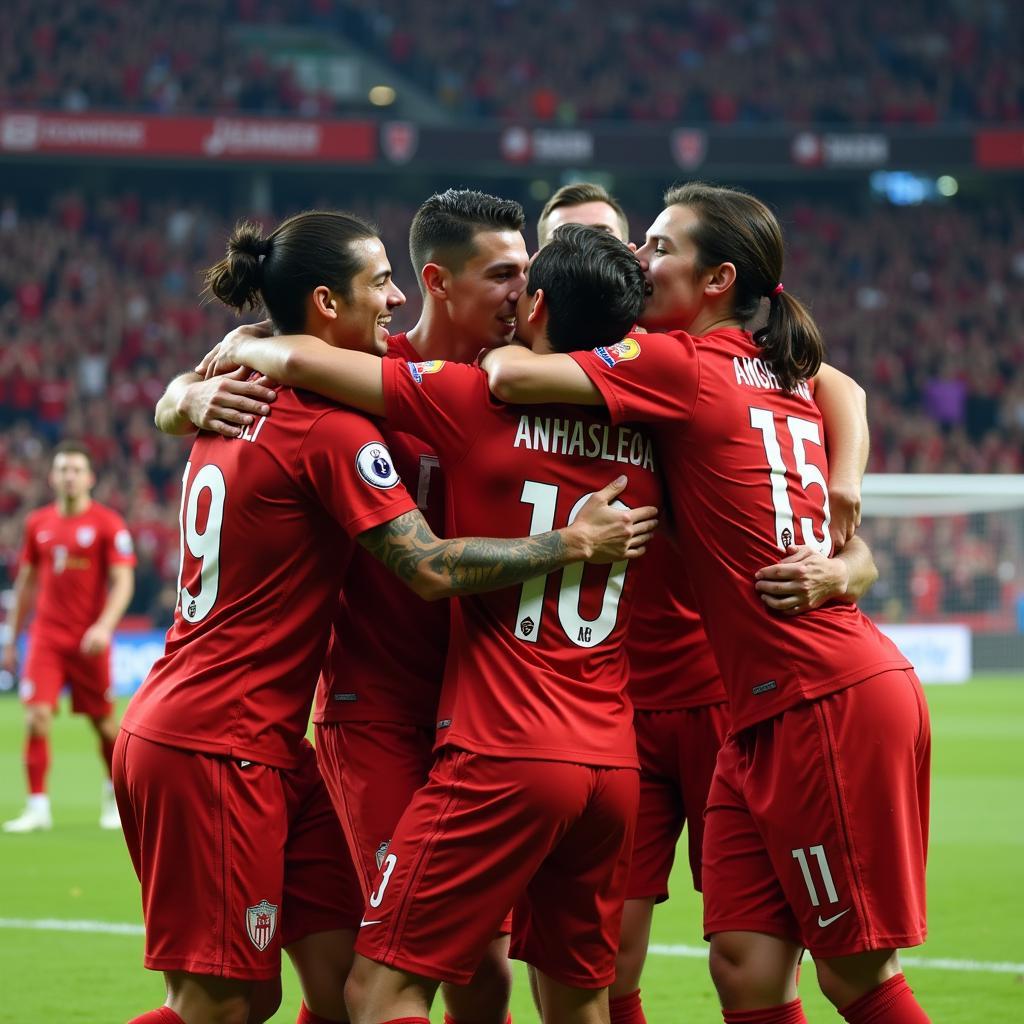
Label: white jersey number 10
xmin=513 ymin=480 xmax=629 ymax=649
xmin=176 ymin=461 xmax=226 ymax=624
xmin=748 ymin=408 xmax=832 ymax=556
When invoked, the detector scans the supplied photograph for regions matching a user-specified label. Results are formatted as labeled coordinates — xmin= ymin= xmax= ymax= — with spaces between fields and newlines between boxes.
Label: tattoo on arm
xmin=358 ymin=510 xmax=570 ymax=596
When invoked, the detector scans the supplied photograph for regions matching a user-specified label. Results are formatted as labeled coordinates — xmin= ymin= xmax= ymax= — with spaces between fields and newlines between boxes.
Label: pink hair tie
xmin=772 ymin=283 xmax=784 ymax=297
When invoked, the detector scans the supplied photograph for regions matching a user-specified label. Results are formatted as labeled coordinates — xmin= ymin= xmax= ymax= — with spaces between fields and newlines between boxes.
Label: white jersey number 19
xmin=748 ymin=408 xmax=832 ymax=556
xmin=176 ymin=461 xmax=226 ymax=623
xmin=513 ymin=480 xmax=629 ymax=649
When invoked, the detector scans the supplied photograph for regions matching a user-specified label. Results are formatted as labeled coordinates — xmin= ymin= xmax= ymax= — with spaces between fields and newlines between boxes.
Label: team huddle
xmin=8 ymin=183 xmax=932 ymax=1024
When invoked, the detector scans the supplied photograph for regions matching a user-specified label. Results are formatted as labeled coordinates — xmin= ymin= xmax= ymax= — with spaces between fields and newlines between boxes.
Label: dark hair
xmin=527 ymin=224 xmax=645 ymax=353
xmin=53 ymin=440 xmax=92 ymax=465
xmin=203 ymin=211 xmax=378 ymax=333
xmin=663 ymin=182 xmax=824 ymax=389
xmin=409 ymin=189 xmax=525 ymax=290
xmin=537 ymin=182 xmax=629 ymax=247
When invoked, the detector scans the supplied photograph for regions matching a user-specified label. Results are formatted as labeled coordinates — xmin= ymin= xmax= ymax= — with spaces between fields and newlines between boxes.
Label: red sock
xmin=610 ymin=988 xmax=647 ymax=1024
xmin=26 ymin=734 xmax=49 ymax=794
xmin=126 ymin=1009 xmax=186 ymax=1024
xmin=840 ymin=975 xmax=930 ymax=1023
xmin=296 ymin=1002 xmax=345 ymax=1024
xmin=100 ymin=732 xmax=116 ymax=775
xmin=380 ymin=1019 xmax=430 ymax=1024
xmin=723 ymin=998 xmax=807 ymax=1023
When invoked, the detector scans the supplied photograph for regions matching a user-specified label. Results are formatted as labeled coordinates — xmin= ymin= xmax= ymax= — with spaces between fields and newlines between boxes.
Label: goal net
xmin=858 ymin=474 xmax=1024 ymax=681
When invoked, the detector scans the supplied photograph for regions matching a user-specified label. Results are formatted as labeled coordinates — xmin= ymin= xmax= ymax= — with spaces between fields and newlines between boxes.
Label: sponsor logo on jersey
xmin=751 ymin=680 xmax=777 ymax=695
xmin=437 ymin=718 xmax=452 ymax=730
xmin=114 ymin=529 xmax=134 ymax=555
xmin=245 ymin=899 xmax=278 ymax=951
xmin=594 ymin=337 xmax=641 ymax=368
xmin=76 ymin=526 xmax=96 ymax=547
xmin=408 ymin=359 xmax=445 ymax=384
xmin=375 ymin=840 xmax=391 ymax=870
xmin=355 ymin=442 xmax=400 ymax=490
xmin=332 ymin=692 xmax=358 ymax=702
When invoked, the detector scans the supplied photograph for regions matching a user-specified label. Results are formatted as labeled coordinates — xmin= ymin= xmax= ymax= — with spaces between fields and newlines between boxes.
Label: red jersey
xmin=382 ymin=356 xmax=663 ymax=769
xmin=20 ymin=501 xmax=136 ymax=648
xmin=626 ymin=537 xmax=726 ymax=710
xmin=313 ymin=333 xmax=448 ymax=726
xmin=122 ymin=386 xmax=416 ymax=770
xmin=571 ymin=329 xmax=910 ymax=733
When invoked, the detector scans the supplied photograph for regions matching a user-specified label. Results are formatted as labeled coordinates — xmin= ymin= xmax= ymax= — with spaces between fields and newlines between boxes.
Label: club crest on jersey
xmin=114 ymin=529 xmax=134 ymax=555
xmin=76 ymin=526 xmax=96 ymax=547
xmin=355 ymin=441 xmax=400 ymax=490
xmin=375 ymin=840 xmax=391 ymax=870
xmin=408 ymin=360 xmax=446 ymax=384
xmin=595 ymin=338 xmax=641 ymax=368
xmin=245 ymin=899 xmax=278 ymax=951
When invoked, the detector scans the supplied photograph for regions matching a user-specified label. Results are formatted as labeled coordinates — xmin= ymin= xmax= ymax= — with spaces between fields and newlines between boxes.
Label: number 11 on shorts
xmin=791 ymin=844 xmax=839 ymax=907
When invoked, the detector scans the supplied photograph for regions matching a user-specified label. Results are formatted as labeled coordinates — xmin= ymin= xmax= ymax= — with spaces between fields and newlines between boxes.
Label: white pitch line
xmin=647 ymin=944 xmax=1024 ymax=975
xmin=0 ymin=922 xmax=1018 ymax=976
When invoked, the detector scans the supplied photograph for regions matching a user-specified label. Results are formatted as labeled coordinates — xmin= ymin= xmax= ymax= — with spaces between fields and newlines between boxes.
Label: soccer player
xmin=196 ymin=224 xmax=660 ymax=1024
xmin=159 ymin=188 xmax=531 ymax=1024
xmin=120 ymin=212 xmax=654 ymax=1024
xmin=483 ymin=183 xmax=932 ymax=1024
xmin=534 ymin=183 xmax=878 ymax=1024
xmin=3 ymin=440 xmax=135 ymax=833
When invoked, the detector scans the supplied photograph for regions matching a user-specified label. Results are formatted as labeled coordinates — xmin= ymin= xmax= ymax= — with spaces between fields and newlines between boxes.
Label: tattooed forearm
xmin=358 ymin=510 xmax=572 ymax=599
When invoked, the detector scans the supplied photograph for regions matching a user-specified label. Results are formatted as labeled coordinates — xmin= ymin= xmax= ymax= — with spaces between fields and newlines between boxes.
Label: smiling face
xmin=634 ymin=204 xmax=712 ymax=332
xmin=444 ymin=229 xmax=529 ymax=349
xmin=332 ymin=236 xmax=406 ymax=355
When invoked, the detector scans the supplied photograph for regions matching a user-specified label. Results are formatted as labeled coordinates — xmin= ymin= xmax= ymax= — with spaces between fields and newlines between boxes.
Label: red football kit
xmin=354 ymin=357 xmax=662 ymax=988
xmin=116 ymin=385 xmax=415 ymax=979
xmin=570 ymin=328 xmax=929 ymax=956
xmin=313 ymin=334 xmax=450 ymax=899
xmin=19 ymin=501 xmax=136 ymax=716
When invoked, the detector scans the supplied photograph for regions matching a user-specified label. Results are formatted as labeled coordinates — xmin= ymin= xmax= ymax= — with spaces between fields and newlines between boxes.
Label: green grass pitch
xmin=0 ymin=675 xmax=1021 ymax=1022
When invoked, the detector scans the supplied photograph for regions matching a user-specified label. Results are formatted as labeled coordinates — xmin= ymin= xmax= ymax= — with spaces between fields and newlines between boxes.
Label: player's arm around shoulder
xmin=155 ymin=369 xmax=276 ymax=438
xmin=482 ymin=344 xmax=604 ymax=406
xmin=357 ymin=475 xmax=658 ymax=601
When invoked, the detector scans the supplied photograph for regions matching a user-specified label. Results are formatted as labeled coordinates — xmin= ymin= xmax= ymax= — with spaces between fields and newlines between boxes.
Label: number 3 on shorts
xmin=369 ymin=853 xmax=398 ymax=908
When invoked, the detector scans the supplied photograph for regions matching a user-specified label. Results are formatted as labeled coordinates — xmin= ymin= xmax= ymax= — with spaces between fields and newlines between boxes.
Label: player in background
xmin=158 ymin=188 xmax=531 ymax=1024
xmin=3 ymin=441 xmax=135 ymax=833
xmin=122 ymin=212 xmax=653 ymax=1024
xmin=483 ymin=183 xmax=931 ymax=1024
xmin=197 ymin=225 xmax=660 ymax=1024
xmin=534 ymin=184 xmax=879 ymax=1024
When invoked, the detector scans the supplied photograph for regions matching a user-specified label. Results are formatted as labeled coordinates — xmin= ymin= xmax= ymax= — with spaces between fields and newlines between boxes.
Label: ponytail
xmin=754 ymin=288 xmax=823 ymax=391
xmin=203 ymin=221 xmax=270 ymax=313
xmin=663 ymin=182 xmax=826 ymax=391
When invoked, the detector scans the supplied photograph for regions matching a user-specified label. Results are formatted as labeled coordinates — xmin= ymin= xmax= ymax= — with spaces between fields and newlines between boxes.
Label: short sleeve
xmin=19 ymin=514 xmax=40 ymax=568
xmin=382 ymin=358 xmax=489 ymax=463
xmin=297 ymin=409 xmax=418 ymax=539
xmin=568 ymin=331 xmax=700 ymax=426
xmin=106 ymin=514 xmax=137 ymax=567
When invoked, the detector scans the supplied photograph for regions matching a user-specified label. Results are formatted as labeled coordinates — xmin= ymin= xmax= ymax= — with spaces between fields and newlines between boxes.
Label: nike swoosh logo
xmin=359 ymin=919 xmax=383 ymax=927
xmin=817 ymin=908 xmax=851 ymax=928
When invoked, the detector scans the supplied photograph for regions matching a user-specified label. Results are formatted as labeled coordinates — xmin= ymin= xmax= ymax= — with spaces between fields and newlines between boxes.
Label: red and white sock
xmin=26 ymin=734 xmax=49 ymax=795
xmin=723 ymin=998 xmax=807 ymax=1023
xmin=840 ymin=974 xmax=930 ymax=1023
xmin=610 ymin=988 xmax=648 ymax=1024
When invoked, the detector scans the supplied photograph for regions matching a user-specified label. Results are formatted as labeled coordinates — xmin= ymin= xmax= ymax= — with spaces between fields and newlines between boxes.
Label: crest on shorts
xmin=595 ymin=337 xmax=641 ymax=369
xmin=76 ymin=526 xmax=96 ymax=547
xmin=375 ymin=840 xmax=391 ymax=870
xmin=245 ymin=899 xmax=278 ymax=951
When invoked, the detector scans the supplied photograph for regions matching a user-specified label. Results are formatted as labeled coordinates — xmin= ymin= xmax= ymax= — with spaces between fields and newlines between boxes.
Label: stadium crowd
xmin=2 ymin=0 xmax=1021 ymax=124
xmin=0 ymin=189 xmax=1020 ymax=624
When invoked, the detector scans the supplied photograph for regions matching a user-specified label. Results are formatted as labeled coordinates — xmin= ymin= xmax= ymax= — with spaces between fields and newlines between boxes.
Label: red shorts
xmin=315 ymin=720 xmax=434 ymax=898
xmin=355 ymin=749 xmax=638 ymax=988
xmin=703 ymin=670 xmax=930 ymax=958
xmin=114 ymin=731 xmax=362 ymax=981
xmin=628 ymin=702 xmax=729 ymax=901
xmin=20 ymin=640 xmax=113 ymax=718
